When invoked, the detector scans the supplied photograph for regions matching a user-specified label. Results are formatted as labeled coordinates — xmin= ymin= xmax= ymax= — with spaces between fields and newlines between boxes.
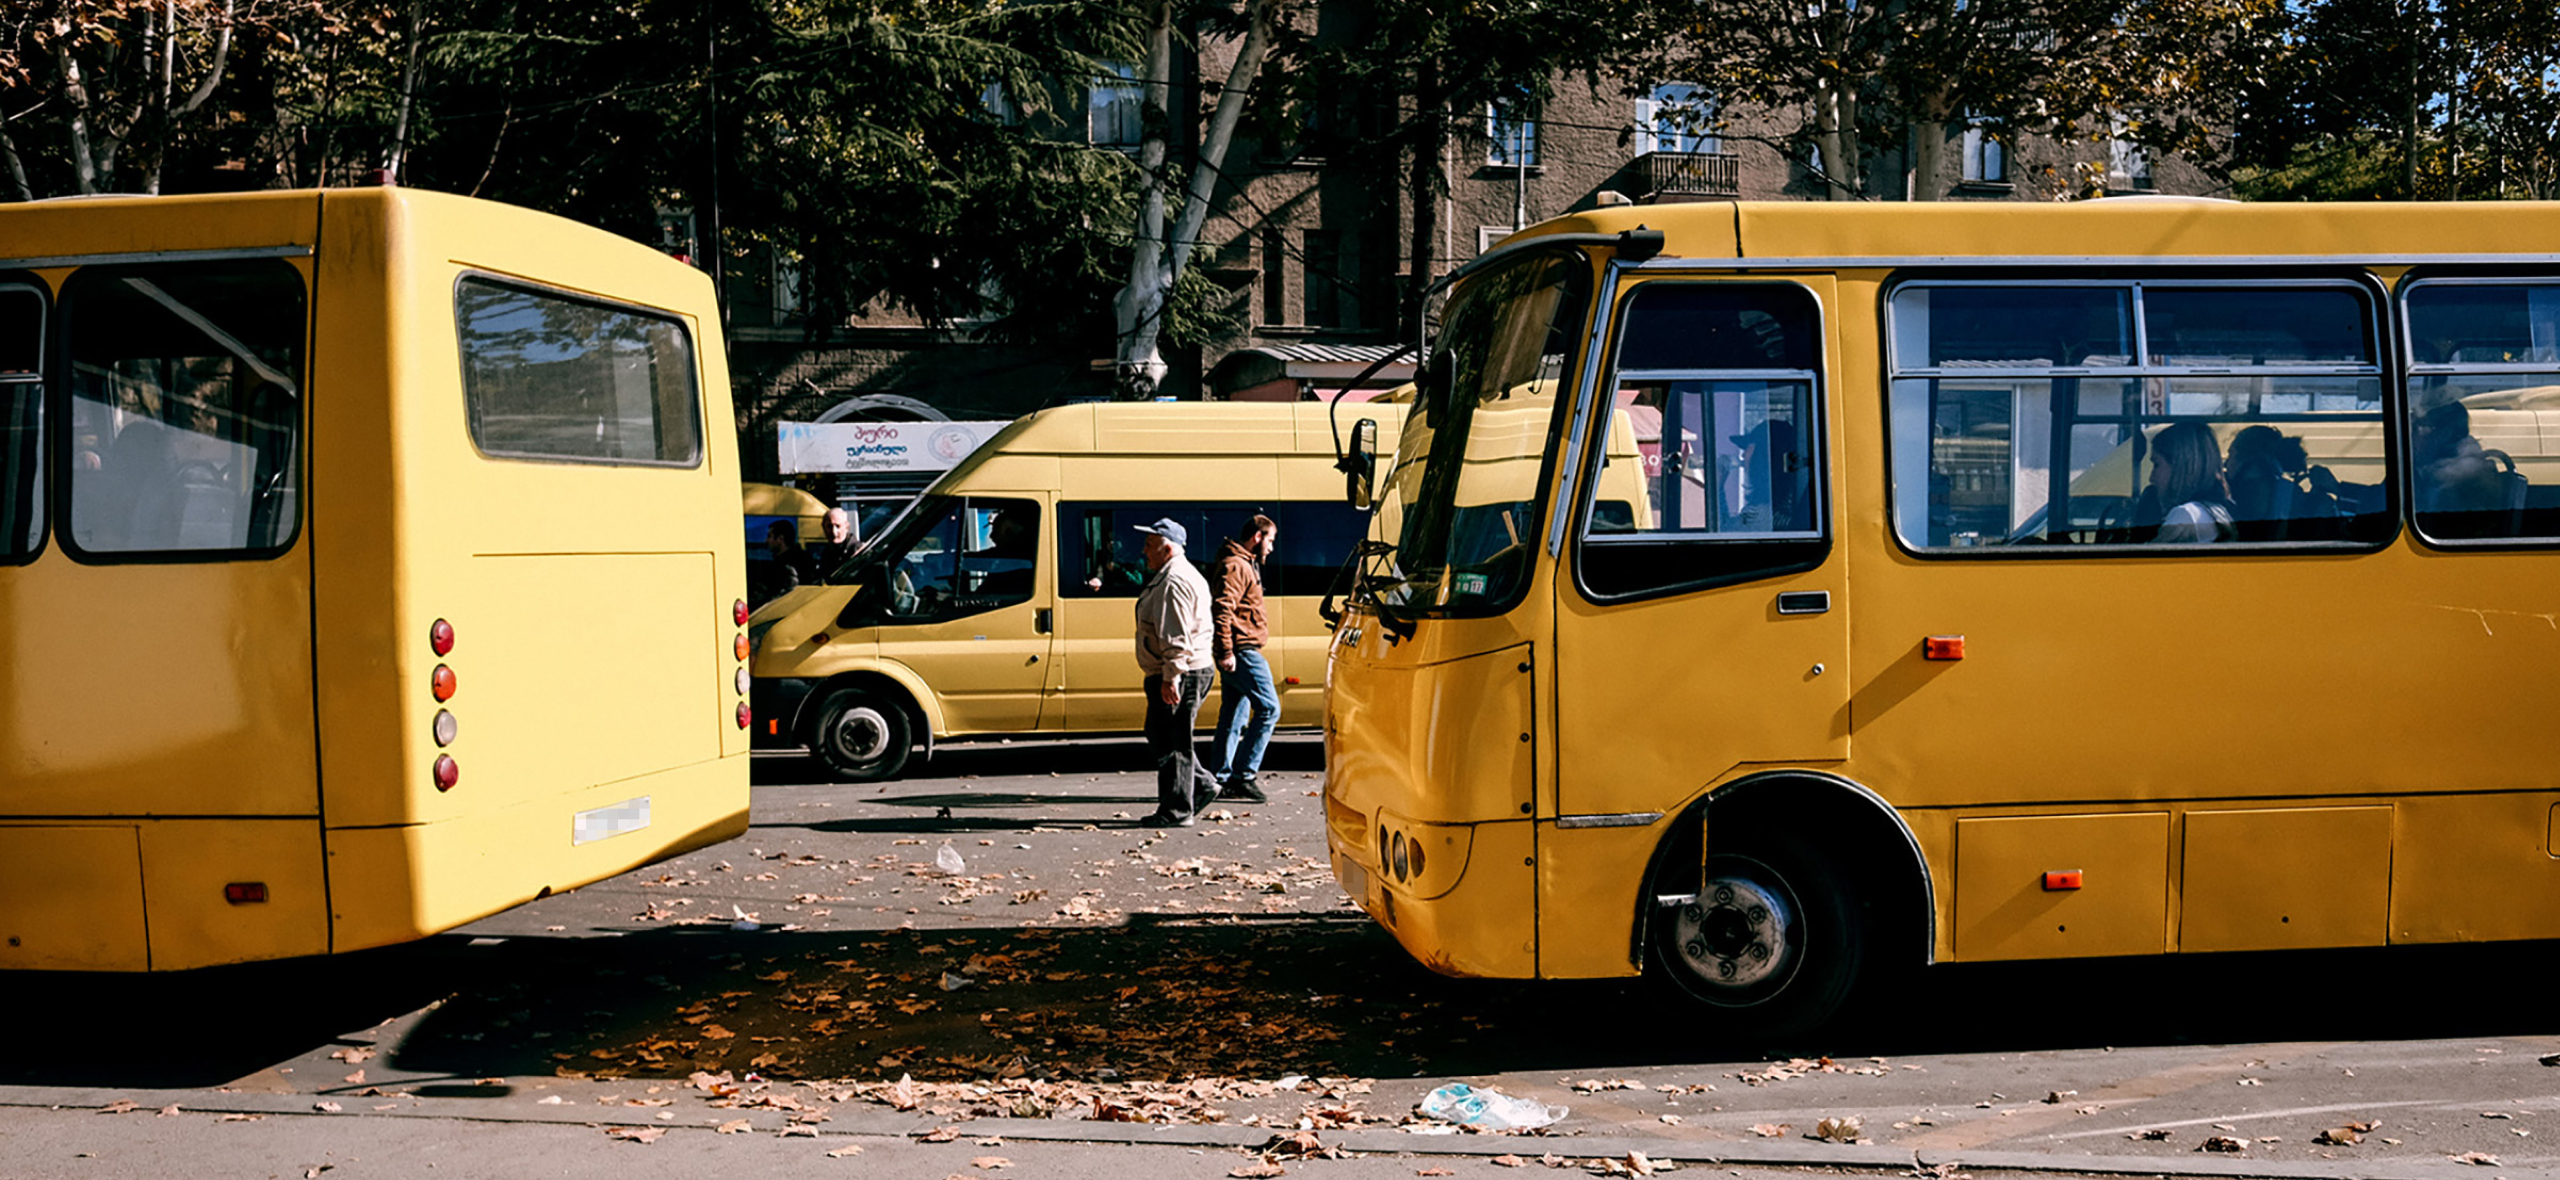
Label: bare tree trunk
xmin=55 ymin=36 xmax=102 ymax=193
xmin=1909 ymin=121 xmax=1942 ymax=201
xmin=0 ymin=108 xmax=34 ymax=201
xmin=386 ymin=1 xmax=425 ymax=180
xmin=1405 ymin=57 xmax=1441 ymax=341
xmin=1111 ymin=0 xmax=1177 ymax=399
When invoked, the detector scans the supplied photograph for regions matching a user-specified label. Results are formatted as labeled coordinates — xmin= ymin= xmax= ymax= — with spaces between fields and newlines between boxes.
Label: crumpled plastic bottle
xmin=935 ymin=841 xmax=967 ymax=875
xmin=1414 ymin=1082 xmax=1568 ymax=1131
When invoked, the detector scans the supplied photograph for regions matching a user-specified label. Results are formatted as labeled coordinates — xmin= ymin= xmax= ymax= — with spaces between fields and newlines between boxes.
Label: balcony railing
xmin=1637 ymin=150 xmax=1741 ymax=201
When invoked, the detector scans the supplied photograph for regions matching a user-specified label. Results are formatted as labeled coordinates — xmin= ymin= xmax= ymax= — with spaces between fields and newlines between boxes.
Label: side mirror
xmin=1344 ymin=417 xmax=1378 ymax=511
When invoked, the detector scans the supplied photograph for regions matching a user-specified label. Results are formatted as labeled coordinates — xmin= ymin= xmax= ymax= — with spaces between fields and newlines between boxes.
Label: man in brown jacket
xmin=1209 ymin=515 xmax=1279 ymax=803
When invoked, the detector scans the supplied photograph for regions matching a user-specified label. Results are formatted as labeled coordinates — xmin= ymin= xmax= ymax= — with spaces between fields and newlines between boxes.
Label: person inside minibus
xmin=2148 ymin=421 xmax=2237 ymax=543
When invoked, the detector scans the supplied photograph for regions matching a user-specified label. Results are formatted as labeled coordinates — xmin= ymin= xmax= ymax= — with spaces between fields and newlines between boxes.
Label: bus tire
xmin=809 ymin=688 xmax=912 ymax=782
xmin=1649 ymin=831 xmax=1865 ymax=1042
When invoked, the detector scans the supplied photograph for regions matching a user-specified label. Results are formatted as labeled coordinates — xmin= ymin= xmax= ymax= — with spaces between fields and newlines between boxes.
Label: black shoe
xmin=1216 ymin=780 xmax=1268 ymax=803
xmin=1138 ymin=812 xmax=1195 ymax=829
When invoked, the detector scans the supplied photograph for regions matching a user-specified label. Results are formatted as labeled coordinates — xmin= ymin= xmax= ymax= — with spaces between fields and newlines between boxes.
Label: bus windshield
xmin=1363 ymin=249 xmax=1590 ymax=617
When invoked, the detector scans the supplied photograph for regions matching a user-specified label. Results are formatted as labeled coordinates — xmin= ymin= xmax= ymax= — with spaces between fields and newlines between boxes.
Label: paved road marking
xmin=1897 ymin=1042 xmax=2343 ymax=1151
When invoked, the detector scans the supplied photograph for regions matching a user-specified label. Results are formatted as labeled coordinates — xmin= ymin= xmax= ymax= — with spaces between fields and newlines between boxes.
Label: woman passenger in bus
xmin=2147 ymin=421 xmax=2236 ymax=543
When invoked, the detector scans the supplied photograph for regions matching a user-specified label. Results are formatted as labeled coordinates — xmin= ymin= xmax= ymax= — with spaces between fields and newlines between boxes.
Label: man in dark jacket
xmin=1209 ymin=514 xmax=1279 ymax=803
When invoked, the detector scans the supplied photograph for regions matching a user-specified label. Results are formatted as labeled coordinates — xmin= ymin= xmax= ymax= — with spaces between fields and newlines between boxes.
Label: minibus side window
xmin=2402 ymin=279 xmax=2560 ymax=543
xmin=1 ymin=282 xmax=42 ymax=561
xmin=456 ymin=277 xmax=702 ymax=467
xmin=1886 ymin=279 xmax=2391 ymax=552
xmin=61 ymin=260 xmax=303 ymax=559
xmin=876 ymin=497 xmax=1039 ymax=622
xmin=1271 ymin=502 xmax=1368 ymax=596
xmin=1060 ymin=502 xmax=1260 ymax=597
xmin=1577 ymin=282 xmax=1828 ymax=600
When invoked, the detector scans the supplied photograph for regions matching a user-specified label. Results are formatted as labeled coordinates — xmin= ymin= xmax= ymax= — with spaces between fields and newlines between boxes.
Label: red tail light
xmin=430 ymin=618 xmax=455 ymax=656
xmin=224 ymin=882 xmax=268 ymax=904
xmin=733 ymin=599 xmax=749 ymax=626
xmin=736 ymin=703 xmax=752 ymax=729
xmin=433 ymin=755 xmax=460 ymax=791
xmin=432 ymin=665 xmax=457 ymax=702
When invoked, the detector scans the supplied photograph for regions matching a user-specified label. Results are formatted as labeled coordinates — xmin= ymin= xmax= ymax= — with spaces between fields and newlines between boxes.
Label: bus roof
xmin=1505 ymin=199 xmax=2560 ymax=265
xmin=929 ymin=400 xmax=1402 ymax=489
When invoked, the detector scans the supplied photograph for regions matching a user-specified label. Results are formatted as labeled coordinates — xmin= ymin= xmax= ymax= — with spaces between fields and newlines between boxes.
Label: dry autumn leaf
xmin=717 ymin=1119 xmax=752 ymax=1134
xmin=1748 ymin=1123 xmax=1790 ymax=1137
xmin=825 ymin=1144 xmax=865 ymax=1158
xmin=2450 ymin=1152 xmax=2501 ymax=1166
xmin=97 ymin=1101 xmax=137 ymax=1115
xmin=2314 ymin=1128 xmax=2362 ymax=1146
xmin=606 ymin=1126 xmax=666 ymax=1144
xmin=970 ymin=1157 xmax=1012 ymax=1170
xmin=1230 ymin=1164 xmax=1286 ymax=1179
xmin=1491 ymin=1156 xmax=1527 ymax=1168
xmin=2199 ymin=1135 xmax=2246 ymax=1153
xmin=919 ymin=1125 xmax=963 ymax=1143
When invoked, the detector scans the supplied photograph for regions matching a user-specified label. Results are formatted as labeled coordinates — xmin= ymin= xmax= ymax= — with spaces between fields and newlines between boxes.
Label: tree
xmin=1658 ymin=0 xmax=2285 ymax=201
xmin=1110 ymin=0 xmax=1276 ymax=399
xmin=0 ymin=0 xmax=264 ymax=197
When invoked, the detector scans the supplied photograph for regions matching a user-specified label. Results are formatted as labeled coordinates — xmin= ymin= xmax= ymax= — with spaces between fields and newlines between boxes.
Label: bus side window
xmin=1272 ymin=501 xmax=1369 ymax=596
xmin=883 ymin=497 xmax=1039 ymax=621
xmin=1577 ymin=282 xmax=1828 ymax=600
xmin=60 ymin=261 xmax=304 ymax=559
xmin=2404 ymin=280 xmax=2560 ymax=543
xmin=0 ymin=282 xmax=41 ymax=561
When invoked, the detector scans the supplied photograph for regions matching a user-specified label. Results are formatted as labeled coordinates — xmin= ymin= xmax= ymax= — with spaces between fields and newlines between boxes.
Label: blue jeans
xmin=1211 ymin=649 xmax=1279 ymax=784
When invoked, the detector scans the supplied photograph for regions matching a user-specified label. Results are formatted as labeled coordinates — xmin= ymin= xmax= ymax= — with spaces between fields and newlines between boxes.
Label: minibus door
xmin=874 ymin=496 xmax=1055 ymax=733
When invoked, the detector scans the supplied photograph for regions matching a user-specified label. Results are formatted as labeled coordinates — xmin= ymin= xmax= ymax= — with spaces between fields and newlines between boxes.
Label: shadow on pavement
xmin=751 ymin=734 xmax=1324 ymax=787
xmin=9 ymin=908 xmax=2560 ymax=1093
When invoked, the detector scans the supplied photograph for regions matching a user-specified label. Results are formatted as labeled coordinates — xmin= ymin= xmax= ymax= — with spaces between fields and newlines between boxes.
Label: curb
xmin=0 ymin=1084 xmax=2546 ymax=1180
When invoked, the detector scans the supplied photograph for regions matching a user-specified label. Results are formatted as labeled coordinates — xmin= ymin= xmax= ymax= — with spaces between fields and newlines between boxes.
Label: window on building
xmin=1089 ymin=63 xmax=1144 ymax=149
xmin=1261 ymin=227 xmax=1287 ymax=325
xmin=1304 ymin=231 xmax=1342 ymax=327
xmin=2110 ymin=134 xmax=2154 ymax=190
xmin=1635 ymin=83 xmax=1717 ymax=155
xmin=1960 ymin=114 xmax=2007 ymax=184
xmin=1487 ymin=95 xmax=1539 ymax=168
xmin=978 ymin=79 xmax=1020 ymax=126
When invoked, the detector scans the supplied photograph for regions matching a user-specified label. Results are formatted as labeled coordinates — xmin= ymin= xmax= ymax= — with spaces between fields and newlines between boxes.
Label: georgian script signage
xmin=775 ymin=420 xmax=1008 ymax=474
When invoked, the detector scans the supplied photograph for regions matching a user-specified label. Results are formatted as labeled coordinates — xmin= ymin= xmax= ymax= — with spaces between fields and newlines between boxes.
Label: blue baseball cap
xmin=1131 ymin=518 xmax=1187 ymax=546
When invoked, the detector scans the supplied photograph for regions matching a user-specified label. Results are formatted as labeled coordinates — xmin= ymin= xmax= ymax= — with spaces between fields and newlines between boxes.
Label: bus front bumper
xmin=1328 ymin=815 xmax=1537 ymax=978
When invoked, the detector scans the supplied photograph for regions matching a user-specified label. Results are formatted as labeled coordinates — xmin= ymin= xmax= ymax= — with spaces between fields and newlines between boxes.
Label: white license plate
xmin=573 ymin=796 xmax=652 ymax=845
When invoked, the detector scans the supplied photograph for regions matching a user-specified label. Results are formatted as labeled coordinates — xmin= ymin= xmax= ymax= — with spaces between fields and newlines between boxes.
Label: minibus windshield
xmin=829 ymin=493 xmax=945 ymax=583
xmin=1360 ymin=248 xmax=1589 ymax=617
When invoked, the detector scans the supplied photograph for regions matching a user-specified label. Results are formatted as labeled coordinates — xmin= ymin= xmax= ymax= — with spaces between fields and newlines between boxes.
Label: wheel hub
xmin=828 ymin=707 xmax=891 ymax=762
xmin=1673 ymin=875 xmax=1794 ymax=991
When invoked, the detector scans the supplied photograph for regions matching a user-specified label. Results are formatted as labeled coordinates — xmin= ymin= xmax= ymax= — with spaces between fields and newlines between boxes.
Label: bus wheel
xmin=1650 ymin=834 xmax=1865 ymax=1040
xmin=810 ymin=689 xmax=912 ymax=782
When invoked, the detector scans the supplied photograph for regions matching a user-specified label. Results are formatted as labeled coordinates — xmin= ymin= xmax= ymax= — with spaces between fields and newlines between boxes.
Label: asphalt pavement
xmin=5 ymin=734 xmax=2559 ymax=1180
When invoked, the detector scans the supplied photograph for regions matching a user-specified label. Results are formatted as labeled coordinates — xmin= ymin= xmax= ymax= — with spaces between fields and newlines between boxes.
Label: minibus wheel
xmin=1649 ymin=832 xmax=1864 ymax=1040
xmin=810 ymin=688 xmax=912 ymax=782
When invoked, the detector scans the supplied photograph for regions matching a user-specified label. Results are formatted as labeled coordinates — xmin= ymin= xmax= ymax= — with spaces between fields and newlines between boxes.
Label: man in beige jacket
xmin=1132 ymin=518 xmax=1218 ymax=827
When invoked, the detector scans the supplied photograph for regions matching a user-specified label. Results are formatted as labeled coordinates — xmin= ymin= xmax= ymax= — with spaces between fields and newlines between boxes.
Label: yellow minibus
xmin=0 ymin=187 xmax=751 ymax=971
xmin=748 ymin=401 xmax=1400 ymax=780
xmin=1327 ymin=199 xmax=2560 ymax=1034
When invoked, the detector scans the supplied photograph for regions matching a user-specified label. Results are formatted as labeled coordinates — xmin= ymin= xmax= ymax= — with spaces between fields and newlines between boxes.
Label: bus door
xmin=871 ymin=495 xmax=1053 ymax=733
xmin=1553 ymin=278 xmax=1848 ymax=820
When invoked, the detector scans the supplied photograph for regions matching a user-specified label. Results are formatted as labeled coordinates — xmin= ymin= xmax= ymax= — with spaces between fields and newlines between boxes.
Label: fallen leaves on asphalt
xmin=605 ymin=1126 xmax=665 ymax=1144
xmin=1734 ymin=1057 xmax=1890 ymax=1085
xmin=2451 ymin=1151 xmax=2502 ymax=1166
xmin=1810 ymin=1116 xmax=1864 ymax=1144
xmin=2199 ymin=1135 xmax=2246 ymax=1153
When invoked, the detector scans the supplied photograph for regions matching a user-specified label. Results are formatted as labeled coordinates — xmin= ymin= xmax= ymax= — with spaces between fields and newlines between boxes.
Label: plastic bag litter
xmin=1414 ymin=1083 xmax=1567 ymax=1131
xmin=729 ymin=905 xmax=762 ymax=933
xmin=935 ymin=842 xmax=967 ymax=875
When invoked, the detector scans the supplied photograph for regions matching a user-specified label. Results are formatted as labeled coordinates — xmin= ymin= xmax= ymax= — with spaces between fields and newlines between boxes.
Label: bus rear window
xmin=1 ymin=283 xmax=39 ymax=561
xmin=457 ymin=278 xmax=702 ymax=466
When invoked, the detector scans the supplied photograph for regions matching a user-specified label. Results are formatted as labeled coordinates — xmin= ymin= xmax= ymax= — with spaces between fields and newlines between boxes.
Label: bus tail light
xmin=1924 ymin=635 xmax=1967 ymax=661
xmin=2043 ymin=870 xmax=2083 ymax=891
xmin=735 ymin=634 xmax=751 ymax=661
xmin=733 ymin=599 xmax=749 ymax=626
xmin=432 ymin=710 xmax=458 ymax=747
xmin=737 ymin=703 xmax=752 ymax=730
xmin=735 ymin=668 xmax=751 ymax=695
xmin=433 ymin=755 xmax=460 ymax=792
xmin=432 ymin=664 xmax=457 ymax=701
xmin=430 ymin=619 xmax=455 ymax=655
xmin=224 ymin=882 xmax=267 ymax=904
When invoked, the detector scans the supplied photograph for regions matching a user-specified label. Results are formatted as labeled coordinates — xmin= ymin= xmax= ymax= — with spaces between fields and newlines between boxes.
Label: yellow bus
xmin=748 ymin=401 xmax=1399 ymax=780
xmin=0 ymin=188 xmax=752 ymax=971
xmin=1326 ymin=198 xmax=2560 ymax=1034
